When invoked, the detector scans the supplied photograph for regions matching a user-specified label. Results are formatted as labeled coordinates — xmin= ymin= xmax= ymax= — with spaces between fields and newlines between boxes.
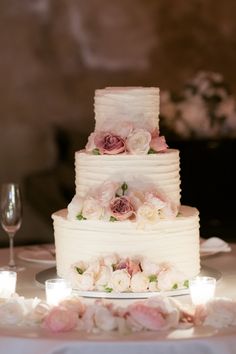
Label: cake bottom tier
xmin=52 ymin=205 xmax=200 ymax=282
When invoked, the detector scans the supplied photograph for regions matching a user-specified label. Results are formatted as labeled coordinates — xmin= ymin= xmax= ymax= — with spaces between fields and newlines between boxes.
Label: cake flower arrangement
xmin=85 ymin=125 xmax=168 ymax=155
xmin=1 ymin=294 xmax=236 ymax=333
xmin=67 ymin=181 xmax=178 ymax=226
xmin=160 ymin=71 xmax=236 ymax=139
xmin=69 ymin=254 xmax=188 ymax=293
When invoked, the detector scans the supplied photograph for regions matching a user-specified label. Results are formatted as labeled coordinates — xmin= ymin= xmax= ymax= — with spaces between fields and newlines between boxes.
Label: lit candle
xmin=189 ymin=276 xmax=216 ymax=305
xmin=0 ymin=271 xmax=17 ymax=298
xmin=45 ymin=278 xmax=72 ymax=306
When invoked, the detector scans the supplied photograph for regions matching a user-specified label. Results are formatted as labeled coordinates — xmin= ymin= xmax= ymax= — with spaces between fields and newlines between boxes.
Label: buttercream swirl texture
xmin=53 ymin=206 xmax=200 ymax=280
xmin=94 ymin=87 xmax=160 ymax=132
xmin=75 ymin=149 xmax=181 ymax=207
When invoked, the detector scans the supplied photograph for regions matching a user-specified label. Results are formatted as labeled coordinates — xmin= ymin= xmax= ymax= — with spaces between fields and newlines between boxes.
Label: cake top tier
xmin=94 ymin=87 xmax=160 ymax=132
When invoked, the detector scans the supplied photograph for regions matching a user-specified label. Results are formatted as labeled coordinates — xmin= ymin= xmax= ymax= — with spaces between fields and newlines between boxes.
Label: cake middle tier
xmin=75 ymin=149 xmax=181 ymax=206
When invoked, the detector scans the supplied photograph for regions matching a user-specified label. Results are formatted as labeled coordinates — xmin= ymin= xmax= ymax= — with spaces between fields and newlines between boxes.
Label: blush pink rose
xmin=110 ymin=196 xmax=134 ymax=221
xmin=43 ymin=306 xmax=78 ymax=332
xmin=128 ymin=303 xmax=166 ymax=330
xmin=115 ymin=259 xmax=141 ymax=275
xmin=150 ymin=129 xmax=168 ymax=152
xmin=95 ymin=132 xmax=125 ymax=155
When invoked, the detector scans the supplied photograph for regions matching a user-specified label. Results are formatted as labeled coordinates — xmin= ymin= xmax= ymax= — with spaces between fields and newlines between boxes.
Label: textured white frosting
xmin=75 ymin=149 xmax=181 ymax=206
xmin=94 ymin=87 xmax=160 ymax=132
xmin=53 ymin=205 xmax=200 ymax=280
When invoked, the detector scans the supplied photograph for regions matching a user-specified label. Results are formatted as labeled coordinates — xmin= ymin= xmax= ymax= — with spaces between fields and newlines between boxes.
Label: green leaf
xmin=110 ymin=216 xmax=118 ymax=222
xmin=92 ymin=148 xmax=101 ymax=155
xmin=121 ymin=182 xmax=128 ymax=195
xmin=183 ymin=280 xmax=189 ymax=288
xmin=76 ymin=213 xmax=87 ymax=220
xmin=75 ymin=267 xmax=84 ymax=275
xmin=172 ymin=283 xmax=178 ymax=290
xmin=148 ymin=274 xmax=157 ymax=282
xmin=148 ymin=148 xmax=157 ymax=154
xmin=104 ymin=287 xmax=113 ymax=293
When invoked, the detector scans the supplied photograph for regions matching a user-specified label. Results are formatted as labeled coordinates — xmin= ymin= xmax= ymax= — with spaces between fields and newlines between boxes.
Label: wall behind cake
xmin=0 ymin=0 xmax=235 ymax=246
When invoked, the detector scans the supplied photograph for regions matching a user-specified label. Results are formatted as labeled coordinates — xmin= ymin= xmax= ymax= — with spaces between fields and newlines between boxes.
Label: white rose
xmin=0 ymin=300 xmax=25 ymax=325
xmin=103 ymin=254 xmax=119 ymax=267
xmin=204 ymin=298 xmax=236 ymax=328
xmin=141 ymin=258 xmax=160 ymax=276
xmin=95 ymin=181 xmax=120 ymax=208
xmin=110 ymin=269 xmax=130 ymax=292
xmin=67 ymin=195 xmax=83 ymax=220
xmin=160 ymin=203 xmax=177 ymax=219
xmin=25 ymin=301 xmax=50 ymax=325
xmin=71 ymin=271 xmax=95 ymax=291
xmin=130 ymin=272 xmax=149 ymax=292
xmin=126 ymin=129 xmax=151 ymax=154
xmin=137 ymin=202 xmax=160 ymax=227
xmin=95 ymin=265 xmax=113 ymax=291
xmin=145 ymin=192 xmax=167 ymax=209
xmin=85 ymin=132 xmax=96 ymax=152
xmin=94 ymin=305 xmax=117 ymax=331
xmin=86 ymin=259 xmax=101 ymax=275
xmin=157 ymin=264 xmax=185 ymax=291
xmin=82 ymin=197 xmax=104 ymax=220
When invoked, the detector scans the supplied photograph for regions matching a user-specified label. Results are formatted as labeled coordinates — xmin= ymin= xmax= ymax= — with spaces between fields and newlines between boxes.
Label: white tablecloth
xmin=0 ymin=244 xmax=236 ymax=354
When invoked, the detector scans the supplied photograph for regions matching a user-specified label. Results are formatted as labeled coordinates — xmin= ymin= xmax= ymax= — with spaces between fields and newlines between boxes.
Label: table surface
xmin=1 ymin=244 xmax=236 ymax=354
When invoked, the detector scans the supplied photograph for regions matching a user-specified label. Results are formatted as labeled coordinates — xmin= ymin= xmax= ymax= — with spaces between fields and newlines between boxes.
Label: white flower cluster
xmin=1 ymin=294 xmax=236 ymax=333
xmin=69 ymin=254 xmax=186 ymax=293
xmin=160 ymin=71 xmax=236 ymax=139
xmin=67 ymin=180 xmax=177 ymax=226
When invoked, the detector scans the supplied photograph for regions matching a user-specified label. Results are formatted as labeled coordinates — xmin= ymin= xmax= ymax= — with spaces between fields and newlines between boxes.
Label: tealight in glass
xmin=0 ymin=270 xmax=17 ymax=298
xmin=189 ymin=276 xmax=216 ymax=305
xmin=45 ymin=278 xmax=72 ymax=306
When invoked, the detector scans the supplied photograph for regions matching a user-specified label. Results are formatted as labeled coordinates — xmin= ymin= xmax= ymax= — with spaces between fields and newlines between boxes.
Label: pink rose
xmin=127 ymin=303 xmax=167 ymax=330
xmin=95 ymin=132 xmax=125 ymax=155
xmin=43 ymin=306 xmax=78 ymax=332
xmin=115 ymin=259 xmax=141 ymax=275
xmin=127 ymin=296 xmax=180 ymax=331
xmin=60 ymin=298 xmax=85 ymax=317
xmin=150 ymin=129 xmax=168 ymax=152
xmin=110 ymin=196 xmax=134 ymax=221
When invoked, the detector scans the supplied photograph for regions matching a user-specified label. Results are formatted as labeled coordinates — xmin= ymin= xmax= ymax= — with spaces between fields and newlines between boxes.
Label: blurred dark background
xmin=0 ymin=0 xmax=236 ymax=246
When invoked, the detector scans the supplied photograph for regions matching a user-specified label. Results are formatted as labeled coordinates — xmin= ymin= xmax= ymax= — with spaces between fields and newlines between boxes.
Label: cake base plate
xmin=35 ymin=265 xmax=221 ymax=299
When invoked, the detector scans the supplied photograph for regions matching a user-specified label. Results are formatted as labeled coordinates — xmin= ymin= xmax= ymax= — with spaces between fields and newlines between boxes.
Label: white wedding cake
xmin=52 ymin=87 xmax=200 ymax=293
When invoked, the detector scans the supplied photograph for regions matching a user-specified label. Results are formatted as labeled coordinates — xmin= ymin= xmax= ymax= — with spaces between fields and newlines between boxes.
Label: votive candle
xmin=189 ymin=276 xmax=216 ymax=305
xmin=45 ymin=278 xmax=72 ymax=306
xmin=0 ymin=271 xmax=17 ymax=298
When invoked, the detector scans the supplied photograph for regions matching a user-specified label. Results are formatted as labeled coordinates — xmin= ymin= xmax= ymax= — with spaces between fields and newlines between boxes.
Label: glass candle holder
xmin=189 ymin=276 xmax=216 ymax=305
xmin=45 ymin=278 xmax=72 ymax=306
xmin=0 ymin=270 xmax=17 ymax=298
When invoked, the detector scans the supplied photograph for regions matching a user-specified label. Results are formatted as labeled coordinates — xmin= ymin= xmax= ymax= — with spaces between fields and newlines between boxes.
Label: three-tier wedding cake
xmin=52 ymin=87 xmax=200 ymax=293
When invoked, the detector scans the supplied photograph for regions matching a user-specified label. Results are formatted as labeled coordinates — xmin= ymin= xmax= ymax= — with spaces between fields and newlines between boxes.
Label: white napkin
xmin=200 ymin=237 xmax=231 ymax=254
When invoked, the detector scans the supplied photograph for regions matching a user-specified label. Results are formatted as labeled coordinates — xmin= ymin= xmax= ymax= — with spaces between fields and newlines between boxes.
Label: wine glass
xmin=0 ymin=183 xmax=24 ymax=271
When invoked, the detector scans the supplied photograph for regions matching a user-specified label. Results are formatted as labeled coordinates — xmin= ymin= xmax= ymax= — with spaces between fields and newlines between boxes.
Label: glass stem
xmin=8 ymin=233 xmax=16 ymax=268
